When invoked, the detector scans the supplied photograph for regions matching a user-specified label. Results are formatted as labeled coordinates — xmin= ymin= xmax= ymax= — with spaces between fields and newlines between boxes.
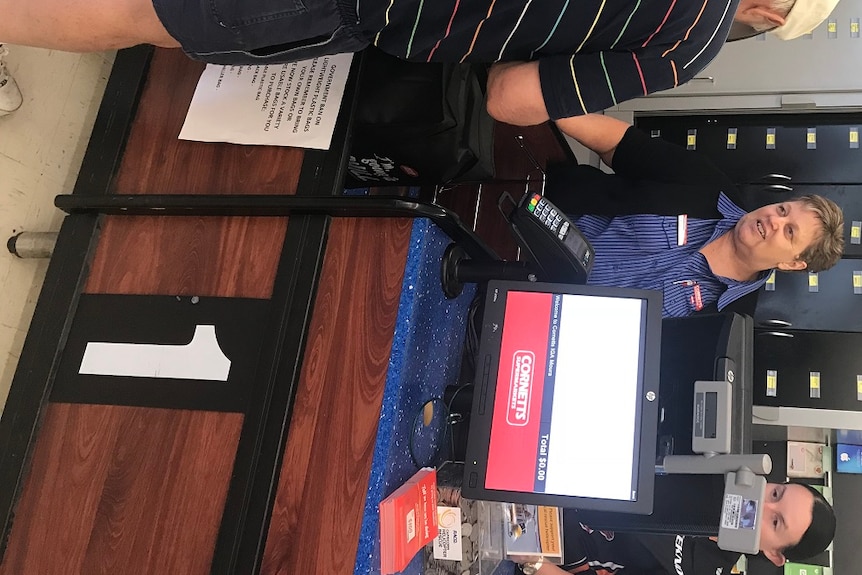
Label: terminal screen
xmin=484 ymin=290 xmax=646 ymax=502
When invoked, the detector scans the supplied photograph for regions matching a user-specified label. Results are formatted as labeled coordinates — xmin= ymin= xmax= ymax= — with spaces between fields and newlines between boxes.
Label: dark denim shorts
xmin=152 ymin=0 xmax=370 ymax=65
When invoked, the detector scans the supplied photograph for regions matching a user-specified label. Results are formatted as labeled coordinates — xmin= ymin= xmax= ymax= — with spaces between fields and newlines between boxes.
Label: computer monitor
xmin=461 ymin=280 xmax=663 ymax=515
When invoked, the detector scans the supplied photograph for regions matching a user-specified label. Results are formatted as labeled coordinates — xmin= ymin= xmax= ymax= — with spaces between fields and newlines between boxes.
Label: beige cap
xmin=770 ymin=0 xmax=840 ymax=40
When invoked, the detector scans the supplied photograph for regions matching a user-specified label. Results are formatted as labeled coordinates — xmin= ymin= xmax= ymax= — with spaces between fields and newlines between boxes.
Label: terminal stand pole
xmin=659 ymin=454 xmax=772 ymax=476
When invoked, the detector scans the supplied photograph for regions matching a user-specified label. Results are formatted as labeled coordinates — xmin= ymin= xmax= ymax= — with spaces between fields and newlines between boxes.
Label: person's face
xmin=759 ymin=483 xmax=815 ymax=566
xmin=733 ymin=201 xmax=821 ymax=272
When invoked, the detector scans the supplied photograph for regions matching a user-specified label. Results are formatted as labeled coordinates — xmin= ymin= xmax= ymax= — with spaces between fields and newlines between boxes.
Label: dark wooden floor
xmin=261 ymin=217 xmax=413 ymax=575
xmin=112 ymin=50 xmax=305 ymax=197
xmin=0 ymin=405 xmax=243 ymax=574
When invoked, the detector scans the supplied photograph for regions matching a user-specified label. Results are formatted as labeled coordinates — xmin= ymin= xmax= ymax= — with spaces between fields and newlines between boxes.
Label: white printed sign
xmin=179 ymin=53 xmax=353 ymax=150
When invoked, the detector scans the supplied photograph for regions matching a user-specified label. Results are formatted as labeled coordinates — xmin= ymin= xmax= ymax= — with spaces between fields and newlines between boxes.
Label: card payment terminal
xmin=503 ymin=192 xmax=594 ymax=284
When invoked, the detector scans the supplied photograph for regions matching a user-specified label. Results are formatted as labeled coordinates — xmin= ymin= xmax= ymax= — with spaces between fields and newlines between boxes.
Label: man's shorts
xmin=152 ymin=0 xmax=370 ymax=65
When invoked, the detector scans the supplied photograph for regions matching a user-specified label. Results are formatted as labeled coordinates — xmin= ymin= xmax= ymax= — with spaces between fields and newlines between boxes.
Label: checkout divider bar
xmin=54 ymin=193 xmax=501 ymax=263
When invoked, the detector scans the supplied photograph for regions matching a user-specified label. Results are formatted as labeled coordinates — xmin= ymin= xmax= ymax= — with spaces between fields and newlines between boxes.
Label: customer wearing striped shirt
xmin=1 ymin=0 xmax=839 ymax=127
xmin=544 ymin=114 xmax=844 ymax=317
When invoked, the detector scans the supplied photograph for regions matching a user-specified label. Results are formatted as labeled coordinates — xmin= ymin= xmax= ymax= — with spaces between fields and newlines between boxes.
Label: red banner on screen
xmin=485 ymin=291 xmax=552 ymax=493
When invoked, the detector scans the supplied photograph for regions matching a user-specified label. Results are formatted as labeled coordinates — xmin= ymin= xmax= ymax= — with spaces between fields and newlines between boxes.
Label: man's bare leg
xmin=0 ymin=0 xmax=180 ymax=52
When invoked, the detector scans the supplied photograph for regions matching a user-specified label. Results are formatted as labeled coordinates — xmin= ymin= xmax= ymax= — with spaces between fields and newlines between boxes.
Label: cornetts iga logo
xmin=507 ymin=351 xmax=535 ymax=426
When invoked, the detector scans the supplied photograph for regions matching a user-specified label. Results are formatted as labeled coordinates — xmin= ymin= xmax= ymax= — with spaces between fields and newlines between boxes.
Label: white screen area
xmin=544 ymin=294 xmax=644 ymax=500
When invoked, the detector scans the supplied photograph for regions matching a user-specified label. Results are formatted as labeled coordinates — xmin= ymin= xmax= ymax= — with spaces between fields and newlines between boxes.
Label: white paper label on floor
xmin=179 ymin=54 xmax=353 ymax=150
xmin=79 ymin=324 xmax=231 ymax=381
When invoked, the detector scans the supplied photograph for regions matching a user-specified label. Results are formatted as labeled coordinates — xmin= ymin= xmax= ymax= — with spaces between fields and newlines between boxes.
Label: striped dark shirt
xmin=358 ymin=0 xmax=740 ymax=118
xmin=576 ymin=193 xmax=770 ymax=318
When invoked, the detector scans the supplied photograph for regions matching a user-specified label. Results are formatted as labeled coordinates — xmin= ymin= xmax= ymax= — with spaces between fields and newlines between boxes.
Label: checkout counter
xmin=0 ymin=46 xmax=433 ymax=574
xmin=0 ymin=46 xmax=761 ymax=575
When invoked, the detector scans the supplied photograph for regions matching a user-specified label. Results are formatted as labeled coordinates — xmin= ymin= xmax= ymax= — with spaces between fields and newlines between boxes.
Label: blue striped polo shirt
xmin=575 ymin=192 xmax=770 ymax=317
xmin=359 ymin=0 xmax=739 ymax=118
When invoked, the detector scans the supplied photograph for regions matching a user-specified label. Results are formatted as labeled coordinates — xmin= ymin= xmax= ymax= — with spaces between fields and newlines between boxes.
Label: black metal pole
xmin=54 ymin=193 xmax=500 ymax=263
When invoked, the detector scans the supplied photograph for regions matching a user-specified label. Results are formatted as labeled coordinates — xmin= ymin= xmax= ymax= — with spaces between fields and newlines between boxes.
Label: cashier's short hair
xmin=781 ymin=482 xmax=836 ymax=563
xmin=793 ymin=194 xmax=844 ymax=273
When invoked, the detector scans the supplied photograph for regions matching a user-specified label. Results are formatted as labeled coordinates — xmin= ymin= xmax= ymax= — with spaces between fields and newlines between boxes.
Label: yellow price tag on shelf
xmin=810 ymin=373 xmax=820 ymax=389
xmin=808 ymin=273 xmax=819 ymax=287
xmin=851 ymin=129 xmax=860 ymax=143
xmin=687 ymin=134 xmax=696 ymax=146
xmin=766 ymin=134 xmax=776 ymax=146
xmin=727 ymin=133 xmax=737 ymax=145
xmin=828 ymin=22 xmax=838 ymax=33
xmin=852 ymin=224 xmax=861 ymax=239
xmin=807 ymin=132 xmax=817 ymax=144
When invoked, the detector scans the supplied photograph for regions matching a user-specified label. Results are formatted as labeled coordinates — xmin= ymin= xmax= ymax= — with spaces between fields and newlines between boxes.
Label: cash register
xmin=444 ymin=191 xmax=768 ymax=555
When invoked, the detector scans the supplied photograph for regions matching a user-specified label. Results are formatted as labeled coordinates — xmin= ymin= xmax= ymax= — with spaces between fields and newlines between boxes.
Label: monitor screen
xmin=462 ymin=280 xmax=662 ymax=515
xmin=836 ymin=443 xmax=862 ymax=474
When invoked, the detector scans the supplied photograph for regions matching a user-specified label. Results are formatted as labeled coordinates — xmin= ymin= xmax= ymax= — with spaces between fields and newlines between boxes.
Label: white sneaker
xmin=0 ymin=44 xmax=23 ymax=117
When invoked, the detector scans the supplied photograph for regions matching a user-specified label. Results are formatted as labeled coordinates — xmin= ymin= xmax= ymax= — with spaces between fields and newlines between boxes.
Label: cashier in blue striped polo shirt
xmin=545 ymin=114 xmax=845 ymax=318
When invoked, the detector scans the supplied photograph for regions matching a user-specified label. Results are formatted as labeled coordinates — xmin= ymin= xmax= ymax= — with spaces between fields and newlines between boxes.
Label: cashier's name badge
xmin=677 ymin=215 xmax=688 ymax=246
